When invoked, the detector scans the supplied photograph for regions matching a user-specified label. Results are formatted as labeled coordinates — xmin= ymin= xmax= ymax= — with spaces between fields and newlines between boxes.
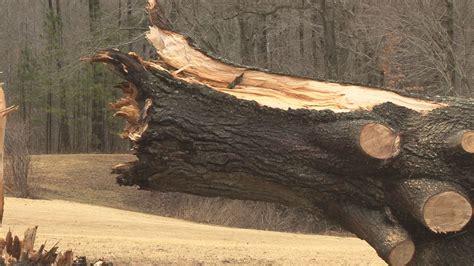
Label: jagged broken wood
xmin=87 ymin=1 xmax=474 ymax=265
xmin=0 ymin=226 xmax=73 ymax=265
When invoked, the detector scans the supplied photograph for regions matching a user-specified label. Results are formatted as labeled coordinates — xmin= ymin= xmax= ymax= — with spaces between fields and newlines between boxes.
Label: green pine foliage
xmin=7 ymin=0 xmax=148 ymax=154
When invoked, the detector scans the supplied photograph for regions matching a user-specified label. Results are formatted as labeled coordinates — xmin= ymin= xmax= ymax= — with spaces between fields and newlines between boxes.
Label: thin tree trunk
xmin=45 ymin=0 xmax=55 ymax=154
xmin=321 ymin=0 xmax=338 ymax=80
xmin=56 ymin=0 xmax=70 ymax=153
xmin=88 ymin=0 xmax=106 ymax=152
xmin=310 ymin=0 xmax=321 ymax=77
xmin=443 ymin=0 xmax=456 ymax=93
xmin=238 ymin=1 xmax=253 ymax=66
xmin=127 ymin=0 xmax=133 ymax=52
xmin=299 ymin=0 xmax=305 ymax=71
xmin=118 ymin=0 xmax=122 ymax=28
xmin=257 ymin=14 xmax=268 ymax=69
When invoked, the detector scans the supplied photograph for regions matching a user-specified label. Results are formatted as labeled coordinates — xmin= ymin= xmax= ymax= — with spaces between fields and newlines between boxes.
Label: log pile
xmin=87 ymin=1 xmax=473 ymax=264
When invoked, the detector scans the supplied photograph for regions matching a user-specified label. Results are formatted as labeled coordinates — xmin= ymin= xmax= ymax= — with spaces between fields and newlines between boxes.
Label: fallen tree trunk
xmin=87 ymin=1 xmax=474 ymax=264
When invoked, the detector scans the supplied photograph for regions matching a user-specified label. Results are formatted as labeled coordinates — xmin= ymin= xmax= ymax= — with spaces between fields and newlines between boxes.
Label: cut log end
xmin=423 ymin=191 xmax=472 ymax=233
xmin=388 ymin=239 xmax=416 ymax=266
xmin=333 ymin=204 xmax=415 ymax=265
xmin=359 ymin=123 xmax=400 ymax=159
xmin=461 ymin=131 xmax=474 ymax=153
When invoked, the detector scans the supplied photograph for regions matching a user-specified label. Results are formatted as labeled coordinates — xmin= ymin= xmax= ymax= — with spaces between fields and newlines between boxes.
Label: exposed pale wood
xmin=0 ymin=227 xmax=69 ymax=265
xmin=108 ymin=82 xmax=151 ymax=141
xmin=448 ymin=130 xmax=474 ymax=154
xmin=389 ymin=240 xmax=415 ymax=266
xmin=359 ymin=123 xmax=400 ymax=159
xmin=332 ymin=204 xmax=415 ymax=265
xmin=312 ymin=120 xmax=400 ymax=160
xmin=460 ymin=130 xmax=474 ymax=153
xmin=388 ymin=179 xmax=472 ymax=233
xmin=22 ymin=226 xmax=38 ymax=254
xmin=424 ymin=191 xmax=472 ymax=233
xmin=145 ymin=26 xmax=446 ymax=113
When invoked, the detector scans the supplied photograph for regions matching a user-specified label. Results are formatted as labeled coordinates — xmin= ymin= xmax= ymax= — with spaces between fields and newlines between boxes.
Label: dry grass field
xmin=0 ymin=154 xmax=385 ymax=265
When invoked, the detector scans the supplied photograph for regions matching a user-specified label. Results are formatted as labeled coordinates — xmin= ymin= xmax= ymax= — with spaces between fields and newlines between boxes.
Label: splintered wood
xmin=110 ymin=82 xmax=141 ymax=139
xmin=0 ymin=226 xmax=71 ymax=265
xmin=108 ymin=82 xmax=151 ymax=141
xmin=145 ymin=27 xmax=446 ymax=113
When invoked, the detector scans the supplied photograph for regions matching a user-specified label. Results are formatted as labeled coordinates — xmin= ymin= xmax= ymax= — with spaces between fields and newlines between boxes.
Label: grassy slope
xmin=30 ymin=154 xmax=166 ymax=214
xmin=29 ymin=154 xmax=331 ymax=234
xmin=12 ymin=154 xmax=384 ymax=264
xmin=2 ymin=197 xmax=383 ymax=265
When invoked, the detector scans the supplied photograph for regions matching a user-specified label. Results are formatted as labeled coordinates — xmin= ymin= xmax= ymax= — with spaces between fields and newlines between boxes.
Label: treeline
xmin=0 ymin=0 xmax=150 ymax=153
xmin=0 ymin=0 xmax=473 ymax=154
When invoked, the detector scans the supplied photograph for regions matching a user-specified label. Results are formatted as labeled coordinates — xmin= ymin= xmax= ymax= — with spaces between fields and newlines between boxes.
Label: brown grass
xmin=28 ymin=154 xmax=343 ymax=235
xmin=1 ymin=197 xmax=382 ymax=265
xmin=4 ymin=122 xmax=32 ymax=198
xmin=0 ymin=154 xmax=381 ymax=265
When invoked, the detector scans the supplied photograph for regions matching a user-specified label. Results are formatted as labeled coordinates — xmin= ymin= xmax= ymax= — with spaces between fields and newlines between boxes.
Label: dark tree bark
xmin=46 ymin=0 xmax=55 ymax=154
xmin=56 ymin=0 xmax=71 ymax=153
xmin=88 ymin=1 xmax=474 ymax=265
xmin=127 ymin=0 xmax=133 ymax=52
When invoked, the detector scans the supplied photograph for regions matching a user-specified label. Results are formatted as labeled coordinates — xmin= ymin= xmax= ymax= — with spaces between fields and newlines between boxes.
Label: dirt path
xmin=1 ymin=197 xmax=384 ymax=265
